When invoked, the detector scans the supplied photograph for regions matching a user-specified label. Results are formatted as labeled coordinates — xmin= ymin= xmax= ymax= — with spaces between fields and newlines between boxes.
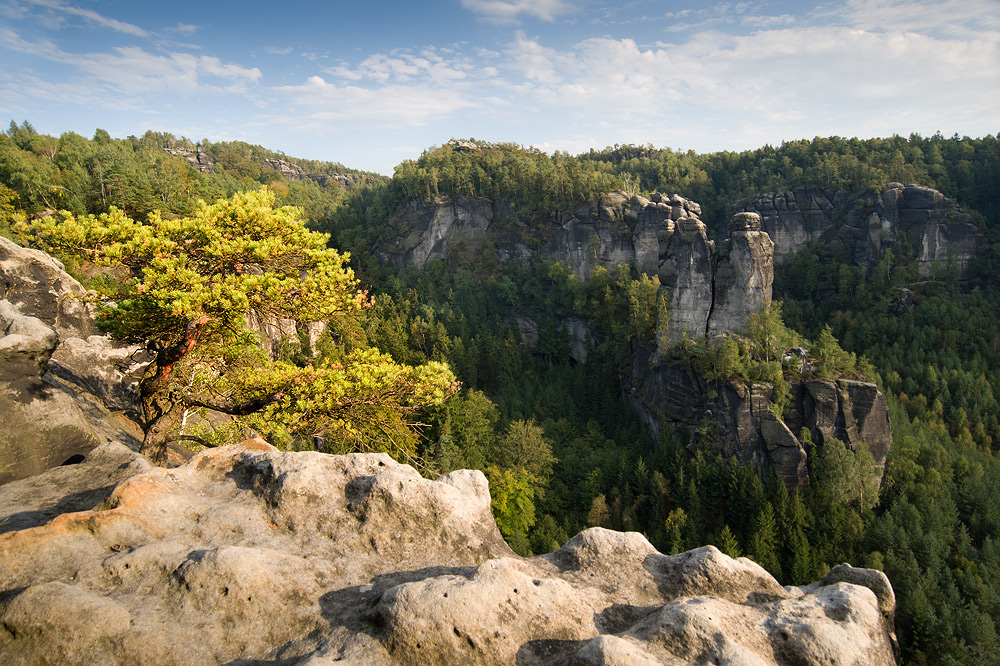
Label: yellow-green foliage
xmin=20 ymin=187 xmax=458 ymax=462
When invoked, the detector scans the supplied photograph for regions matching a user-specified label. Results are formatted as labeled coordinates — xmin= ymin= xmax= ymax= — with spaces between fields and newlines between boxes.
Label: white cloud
xmin=461 ymin=0 xmax=573 ymax=24
xmin=504 ymin=32 xmax=569 ymax=84
xmin=497 ymin=17 xmax=1000 ymax=146
xmin=23 ymin=0 xmax=149 ymax=36
xmin=2 ymin=0 xmax=995 ymax=171
xmin=1 ymin=28 xmax=261 ymax=97
xmin=740 ymin=13 xmax=795 ymax=28
xmin=169 ymin=23 xmax=200 ymax=35
xmin=821 ymin=0 xmax=1000 ymax=34
xmin=271 ymin=75 xmax=478 ymax=130
xmin=259 ymin=1 xmax=998 ymax=153
xmin=327 ymin=48 xmax=481 ymax=85
xmin=662 ymin=2 xmax=743 ymax=32
xmin=0 ymin=26 xmax=62 ymax=56
xmin=0 ymin=68 xmax=146 ymax=112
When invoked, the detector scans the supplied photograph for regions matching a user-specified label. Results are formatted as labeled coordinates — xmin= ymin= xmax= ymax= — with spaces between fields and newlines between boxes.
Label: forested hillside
xmin=0 ymin=120 xmax=382 ymax=235
xmin=3 ymin=123 xmax=1000 ymax=664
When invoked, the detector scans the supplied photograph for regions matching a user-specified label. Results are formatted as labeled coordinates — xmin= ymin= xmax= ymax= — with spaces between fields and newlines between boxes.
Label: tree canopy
xmin=21 ymin=187 xmax=457 ymax=462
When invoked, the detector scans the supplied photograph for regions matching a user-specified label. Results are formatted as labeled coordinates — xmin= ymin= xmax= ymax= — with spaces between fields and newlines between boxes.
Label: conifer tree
xmin=22 ymin=188 xmax=457 ymax=462
xmin=717 ymin=524 xmax=742 ymax=558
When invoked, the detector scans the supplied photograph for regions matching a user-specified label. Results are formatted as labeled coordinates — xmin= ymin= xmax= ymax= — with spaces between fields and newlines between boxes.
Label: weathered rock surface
xmin=742 ymin=183 xmax=983 ymax=278
xmin=245 ymin=309 xmax=327 ymax=361
xmin=381 ymin=195 xmax=773 ymax=341
xmin=0 ymin=299 xmax=103 ymax=482
xmin=626 ymin=349 xmax=892 ymax=489
xmin=0 ymin=237 xmax=144 ymax=483
xmin=163 ymin=147 xmax=364 ymax=189
xmin=164 ymin=146 xmax=216 ymax=173
xmin=0 ymin=442 xmax=897 ymax=665
xmin=0 ymin=235 xmax=97 ymax=340
xmin=708 ymin=212 xmax=774 ymax=336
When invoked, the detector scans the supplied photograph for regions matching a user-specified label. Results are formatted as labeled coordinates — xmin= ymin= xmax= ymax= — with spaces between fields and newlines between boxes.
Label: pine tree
xmin=21 ymin=188 xmax=457 ymax=462
xmin=717 ymin=525 xmax=742 ymax=559
xmin=748 ymin=505 xmax=783 ymax=579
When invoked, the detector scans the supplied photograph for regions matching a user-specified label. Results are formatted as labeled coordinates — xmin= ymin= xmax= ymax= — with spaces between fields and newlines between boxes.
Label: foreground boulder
xmin=0 ymin=442 xmax=897 ymax=665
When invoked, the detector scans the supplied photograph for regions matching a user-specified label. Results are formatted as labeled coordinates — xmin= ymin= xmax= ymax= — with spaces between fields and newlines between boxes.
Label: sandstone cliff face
xmin=163 ymin=146 xmax=216 ymax=173
xmin=0 ymin=237 xmax=144 ymax=483
xmin=626 ymin=348 xmax=892 ymax=490
xmin=743 ymin=183 xmax=983 ymax=278
xmin=0 ymin=441 xmax=897 ymax=665
xmin=708 ymin=212 xmax=775 ymax=337
xmin=381 ymin=194 xmax=772 ymax=342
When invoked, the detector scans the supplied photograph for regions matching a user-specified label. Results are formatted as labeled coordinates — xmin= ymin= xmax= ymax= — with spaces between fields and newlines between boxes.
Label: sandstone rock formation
xmin=381 ymin=194 xmax=772 ymax=341
xmin=163 ymin=147 xmax=364 ymax=189
xmin=0 ymin=236 xmax=144 ymax=483
xmin=0 ymin=441 xmax=897 ymax=665
xmin=742 ymin=183 xmax=983 ymax=278
xmin=163 ymin=146 xmax=216 ymax=173
xmin=626 ymin=348 xmax=892 ymax=490
xmin=708 ymin=212 xmax=774 ymax=336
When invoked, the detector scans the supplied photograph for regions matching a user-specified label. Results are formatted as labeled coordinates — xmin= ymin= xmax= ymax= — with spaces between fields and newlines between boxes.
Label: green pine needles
xmin=20 ymin=187 xmax=457 ymax=463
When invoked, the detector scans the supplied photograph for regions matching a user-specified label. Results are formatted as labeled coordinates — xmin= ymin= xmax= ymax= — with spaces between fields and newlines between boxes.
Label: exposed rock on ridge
xmin=0 ymin=441 xmax=897 ymax=665
xmin=742 ymin=183 xmax=983 ymax=278
xmin=163 ymin=148 xmax=364 ymax=189
xmin=708 ymin=211 xmax=774 ymax=337
xmin=625 ymin=348 xmax=892 ymax=490
xmin=381 ymin=194 xmax=772 ymax=341
xmin=163 ymin=146 xmax=216 ymax=173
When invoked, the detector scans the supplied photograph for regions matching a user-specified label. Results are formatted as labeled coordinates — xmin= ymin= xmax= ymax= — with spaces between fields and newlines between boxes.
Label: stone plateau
xmin=0 ymin=441 xmax=897 ymax=665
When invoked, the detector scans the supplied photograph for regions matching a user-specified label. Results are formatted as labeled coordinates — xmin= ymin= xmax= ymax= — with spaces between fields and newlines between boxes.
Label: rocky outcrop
xmin=381 ymin=195 xmax=772 ymax=341
xmin=743 ymin=183 xmax=984 ymax=278
xmin=0 ymin=441 xmax=897 ymax=665
xmin=245 ymin=310 xmax=326 ymax=361
xmin=626 ymin=348 xmax=891 ymax=490
xmin=163 ymin=146 xmax=215 ymax=173
xmin=0 ymin=237 xmax=144 ymax=483
xmin=163 ymin=147 xmax=363 ymax=188
xmin=260 ymin=157 xmax=367 ymax=189
xmin=0 ymin=299 xmax=103 ymax=482
xmin=0 ymin=235 xmax=97 ymax=340
xmin=708 ymin=212 xmax=774 ymax=336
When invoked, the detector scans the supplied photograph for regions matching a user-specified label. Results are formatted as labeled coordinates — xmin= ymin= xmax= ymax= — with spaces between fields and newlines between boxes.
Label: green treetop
xmin=21 ymin=187 xmax=457 ymax=463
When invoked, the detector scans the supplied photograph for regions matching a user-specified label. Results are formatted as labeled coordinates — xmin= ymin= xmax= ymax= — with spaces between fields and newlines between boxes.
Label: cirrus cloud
xmin=460 ymin=0 xmax=574 ymax=25
xmin=20 ymin=0 xmax=149 ymax=36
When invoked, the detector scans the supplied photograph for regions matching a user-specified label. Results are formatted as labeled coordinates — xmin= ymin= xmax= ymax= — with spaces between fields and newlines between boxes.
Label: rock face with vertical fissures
xmin=380 ymin=194 xmax=775 ymax=343
xmin=742 ymin=183 xmax=983 ymax=278
xmin=0 ymin=442 xmax=896 ymax=665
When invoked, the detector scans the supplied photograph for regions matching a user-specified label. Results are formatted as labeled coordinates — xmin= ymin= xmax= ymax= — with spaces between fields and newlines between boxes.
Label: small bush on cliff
xmin=20 ymin=187 xmax=458 ymax=463
xmin=678 ymin=301 xmax=875 ymax=418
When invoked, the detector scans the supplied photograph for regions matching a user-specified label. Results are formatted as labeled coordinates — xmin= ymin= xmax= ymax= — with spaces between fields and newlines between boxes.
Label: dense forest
xmin=3 ymin=122 xmax=1000 ymax=664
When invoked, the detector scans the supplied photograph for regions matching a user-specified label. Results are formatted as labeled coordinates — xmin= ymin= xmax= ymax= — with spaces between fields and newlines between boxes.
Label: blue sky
xmin=1 ymin=0 xmax=998 ymax=174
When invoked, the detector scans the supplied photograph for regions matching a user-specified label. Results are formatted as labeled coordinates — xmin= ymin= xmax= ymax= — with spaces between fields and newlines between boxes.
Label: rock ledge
xmin=0 ymin=442 xmax=896 ymax=665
